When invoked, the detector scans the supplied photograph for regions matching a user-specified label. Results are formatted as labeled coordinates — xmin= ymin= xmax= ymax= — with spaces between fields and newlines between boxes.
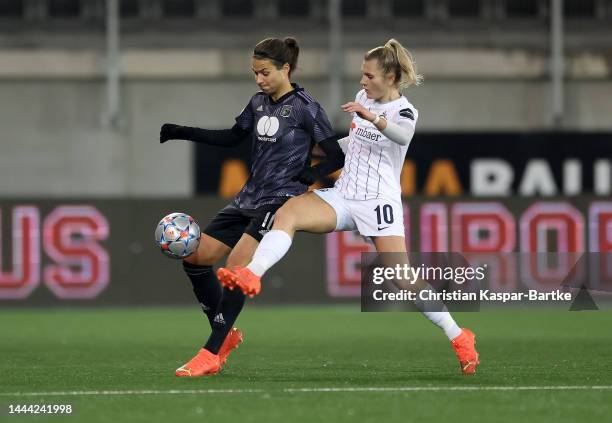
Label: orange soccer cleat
xmin=217 ymin=266 xmax=261 ymax=297
xmin=218 ymin=327 xmax=243 ymax=366
xmin=217 ymin=267 xmax=239 ymax=290
xmin=451 ymin=328 xmax=480 ymax=375
xmin=175 ymin=348 xmax=221 ymax=377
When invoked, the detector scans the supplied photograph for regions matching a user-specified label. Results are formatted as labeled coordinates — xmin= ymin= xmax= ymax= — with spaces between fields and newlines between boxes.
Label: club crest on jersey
xmin=280 ymin=105 xmax=293 ymax=118
xmin=368 ymin=109 xmax=386 ymax=119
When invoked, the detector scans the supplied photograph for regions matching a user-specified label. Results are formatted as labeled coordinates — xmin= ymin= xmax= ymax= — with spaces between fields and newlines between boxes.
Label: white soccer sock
xmin=419 ymin=311 xmax=462 ymax=341
xmin=413 ymin=284 xmax=462 ymax=341
xmin=247 ymin=230 xmax=293 ymax=277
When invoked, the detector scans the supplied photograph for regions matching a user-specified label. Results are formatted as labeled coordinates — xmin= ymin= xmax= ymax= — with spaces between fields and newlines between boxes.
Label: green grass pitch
xmin=1 ymin=306 xmax=611 ymax=422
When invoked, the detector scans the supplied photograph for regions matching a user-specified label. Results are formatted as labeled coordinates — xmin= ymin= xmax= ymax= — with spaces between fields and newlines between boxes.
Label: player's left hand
xmin=341 ymin=102 xmax=376 ymax=122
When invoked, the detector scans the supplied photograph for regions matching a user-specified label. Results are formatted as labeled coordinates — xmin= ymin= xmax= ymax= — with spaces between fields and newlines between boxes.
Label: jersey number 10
xmin=374 ymin=204 xmax=394 ymax=225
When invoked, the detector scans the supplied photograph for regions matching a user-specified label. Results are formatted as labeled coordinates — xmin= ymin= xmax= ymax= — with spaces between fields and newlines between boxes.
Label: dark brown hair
xmin=253 ymin=37 xmax=300 ymax=77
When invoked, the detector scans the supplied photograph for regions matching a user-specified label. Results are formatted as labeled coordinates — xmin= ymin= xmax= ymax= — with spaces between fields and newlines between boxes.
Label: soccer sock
xmin=419 ymin=311 xmax=462 ymax=341
xmin=413 ymin=284 xmax=462 ymax=341
xmin=204 ymin=287 xmax=246 ymax=354
xmin=247 ymin=229 xmax=293 ymax=277
xmin=182 ymin=261 xmax=222 ymax=328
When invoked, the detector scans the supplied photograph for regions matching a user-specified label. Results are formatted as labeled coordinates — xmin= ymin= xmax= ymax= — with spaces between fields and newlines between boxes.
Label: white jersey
xmin=335 ymin=89 xmax=418 ymax=201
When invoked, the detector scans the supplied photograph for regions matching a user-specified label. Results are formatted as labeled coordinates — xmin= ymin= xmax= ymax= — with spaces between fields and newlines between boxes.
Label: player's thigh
xmin=371 ymin=235 xmax=407 ymax=253
xmin=225 ymin=233 xmax=260 ymax=267
xmin=184 ymin=232 xmax=231 ymax=266
xmin=274 ymin=192 xmax=337 ymax=234
xmin=185 ymin=203 xmax=250 ymax=266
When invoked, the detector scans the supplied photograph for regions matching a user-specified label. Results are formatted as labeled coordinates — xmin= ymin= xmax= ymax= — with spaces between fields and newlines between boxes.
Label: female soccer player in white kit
xmin=219 ymin=39 xmax=480 ymax=375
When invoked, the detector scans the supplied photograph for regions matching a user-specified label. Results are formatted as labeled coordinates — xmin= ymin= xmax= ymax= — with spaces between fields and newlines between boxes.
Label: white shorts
xmin=313 ymin=188 xmax=405 ymax=237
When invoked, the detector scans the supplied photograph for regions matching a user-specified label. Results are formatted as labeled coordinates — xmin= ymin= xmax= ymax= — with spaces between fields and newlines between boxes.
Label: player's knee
xmin=184 ymin=254 xmax=215 ymax=267
xmin=273 ymin=204 xmax=298 ymax=230
xmin=182 ymin=260 xmax=213 ymax=275
xmin=183 ymin=239 xmax=220 ymax=266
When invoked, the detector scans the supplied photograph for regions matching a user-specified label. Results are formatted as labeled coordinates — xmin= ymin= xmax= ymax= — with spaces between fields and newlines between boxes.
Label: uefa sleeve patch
xmin=399 ymin=108 xmax=415 ymax=120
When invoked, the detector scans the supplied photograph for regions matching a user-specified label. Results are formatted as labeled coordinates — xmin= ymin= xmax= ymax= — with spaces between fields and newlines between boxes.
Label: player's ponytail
xmin=283 ymin=37 xmax=300 ymax=73
xmin=253 ymin=37 xmax=300 ymax=78
xmin=365 ymin=39 xmax=423 ymax=89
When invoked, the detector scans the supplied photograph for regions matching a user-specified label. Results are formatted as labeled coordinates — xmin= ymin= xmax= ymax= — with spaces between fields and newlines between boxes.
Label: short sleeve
xmin=234 ymin=98 xmax=255 ymax=132
xmin=304 ymin=103 xmax=336 ymax=144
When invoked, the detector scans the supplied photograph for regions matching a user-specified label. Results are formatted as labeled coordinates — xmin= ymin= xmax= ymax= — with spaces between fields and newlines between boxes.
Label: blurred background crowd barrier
xmin=2 ymin=195 xmax=612 ymax=305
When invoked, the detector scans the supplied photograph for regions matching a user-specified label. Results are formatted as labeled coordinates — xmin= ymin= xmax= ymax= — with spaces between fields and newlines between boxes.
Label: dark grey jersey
xmin=233 ymin=84 xmax=336 ymax=209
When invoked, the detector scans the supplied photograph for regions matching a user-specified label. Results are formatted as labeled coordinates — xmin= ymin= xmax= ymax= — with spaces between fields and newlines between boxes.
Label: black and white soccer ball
xmin=155 ymin=212 xmax=201 ymax=259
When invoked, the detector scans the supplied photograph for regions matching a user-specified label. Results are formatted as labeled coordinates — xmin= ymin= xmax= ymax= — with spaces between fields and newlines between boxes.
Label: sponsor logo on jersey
xmin=256 ymin=116 xmax=280 ymax=142
xmin=399 ymin=108 xmax=414 ymax=120
xmin=280 ymin=105 xmax=293 ymax=118
xmin=355 ymin=126 xmax=382 ymax=142
xmin=256 ymin=105 xmax=264 ymax=112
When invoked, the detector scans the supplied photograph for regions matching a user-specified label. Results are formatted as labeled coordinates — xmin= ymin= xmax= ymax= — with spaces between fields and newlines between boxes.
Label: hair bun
xmin=284 ymin=37 xmax=298 ymax=48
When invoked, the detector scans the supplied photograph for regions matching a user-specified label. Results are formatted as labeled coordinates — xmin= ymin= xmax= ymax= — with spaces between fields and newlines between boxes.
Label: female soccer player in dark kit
xmin=160 ymin=37 xmax=344 ymax=377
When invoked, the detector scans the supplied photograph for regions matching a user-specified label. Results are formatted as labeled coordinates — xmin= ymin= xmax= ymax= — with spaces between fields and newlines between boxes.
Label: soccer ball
xmin=155 ymin=212 xmax=201 ymax=259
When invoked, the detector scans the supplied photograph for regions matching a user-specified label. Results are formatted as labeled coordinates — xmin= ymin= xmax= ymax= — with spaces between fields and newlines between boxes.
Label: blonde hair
xmin=364 ymin=39 xmax=423 ymax=89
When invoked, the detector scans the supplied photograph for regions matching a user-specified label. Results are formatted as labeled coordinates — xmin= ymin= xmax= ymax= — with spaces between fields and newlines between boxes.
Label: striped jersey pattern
xmin=335 ymin=89 xmax=418 ymax=201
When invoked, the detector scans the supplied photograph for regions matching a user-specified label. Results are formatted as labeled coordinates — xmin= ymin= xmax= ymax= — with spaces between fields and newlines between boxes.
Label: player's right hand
xmin=160 ymin=123 xmax=181 ymax=143
xmin=341 ymin=101 xmax=376 ymax=122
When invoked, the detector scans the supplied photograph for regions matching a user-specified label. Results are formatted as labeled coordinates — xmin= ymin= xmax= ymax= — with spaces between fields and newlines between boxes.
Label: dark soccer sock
xmin=204 ymin=286 xmax=246 ymax=354
xmin=182 ymin=261 xmax=222 ymax=328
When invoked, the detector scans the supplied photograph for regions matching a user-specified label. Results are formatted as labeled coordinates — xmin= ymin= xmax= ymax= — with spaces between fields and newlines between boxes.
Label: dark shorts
xmin=203 ymin=202 xmax=286 ymax=248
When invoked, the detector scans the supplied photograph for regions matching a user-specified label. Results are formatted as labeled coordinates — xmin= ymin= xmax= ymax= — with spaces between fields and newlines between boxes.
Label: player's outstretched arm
xmin=159 ymin=123 xmax=249 ymax=147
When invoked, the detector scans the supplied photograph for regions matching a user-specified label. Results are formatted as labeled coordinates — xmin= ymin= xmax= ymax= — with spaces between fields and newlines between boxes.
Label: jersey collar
xmin=371 ymin=94 xmax=405 ymax=106
xmin=269 ymin=83 xmax=302 ymax=105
